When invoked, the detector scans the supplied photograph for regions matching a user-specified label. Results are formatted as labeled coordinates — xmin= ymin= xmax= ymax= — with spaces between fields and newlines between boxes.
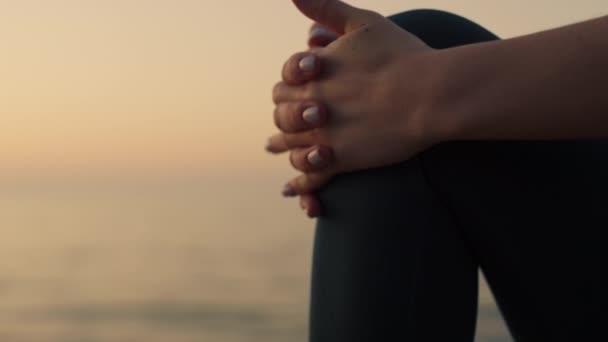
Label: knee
xmin=387 ymin=9 xmax=499 ymax=48
xmin=389 ymin=8 xmax=462 ymax=22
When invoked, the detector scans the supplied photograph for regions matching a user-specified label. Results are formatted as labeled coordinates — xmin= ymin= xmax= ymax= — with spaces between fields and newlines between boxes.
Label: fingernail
xmin=299 ymin=55 xmax=316 ymax=72
xmin=307 ymin=149 xmax=324 ymax=166
xmin=300 ymin=199 xmax=307 ymax=211
xmin=282 ymin=184 xmax=297 ymax=197
xmin=302 ymin=106 xmax=320 ymax=125
xmin=265 ymin=138 xmax=273 ymax=152
xmin=310 ymin=27 xmax=334 ymax=38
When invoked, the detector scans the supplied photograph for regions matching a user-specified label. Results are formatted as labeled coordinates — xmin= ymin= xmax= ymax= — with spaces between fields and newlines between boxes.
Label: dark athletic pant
xmin=309 ymin=9 xmax=608 ymax=342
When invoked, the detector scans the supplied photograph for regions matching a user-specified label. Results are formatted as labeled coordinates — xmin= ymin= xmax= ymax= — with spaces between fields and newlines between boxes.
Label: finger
xmin=272 ymin=81 xmax=309 ymax=104
xmin=283 ymin=172 xmax=333 ymax=196
xmin=282 ymin=52 xmax=321 ymax=86
xmin=274 ymin=102 xmax=327 ymax=133
xmin=308 ymin=23 xmax=339 ymax=47
xmin=265 ymin=130 xmax=325 ymax=154
xmin=300 ymin=194 xmax=322 ymax=218
xmin=266 ymin=133 xmax=289 ymax=154
xmin=292 ymin=0 xmax=376 ymax=34
xmin=289 ymin=145 xmax=334 ymax=172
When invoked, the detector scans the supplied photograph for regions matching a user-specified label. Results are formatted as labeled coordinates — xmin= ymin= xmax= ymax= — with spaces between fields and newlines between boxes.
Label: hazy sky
xmin=1 ymin=0 xmax=606 ymax=178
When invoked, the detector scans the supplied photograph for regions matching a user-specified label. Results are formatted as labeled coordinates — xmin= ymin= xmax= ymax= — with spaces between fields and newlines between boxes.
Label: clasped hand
xmin=267 ymin=0 xmax=442 ymax=217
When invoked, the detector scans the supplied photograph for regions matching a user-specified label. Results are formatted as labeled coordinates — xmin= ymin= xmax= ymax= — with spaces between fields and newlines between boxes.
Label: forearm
xmin=432 ymin=15 xmax=608 ymax=140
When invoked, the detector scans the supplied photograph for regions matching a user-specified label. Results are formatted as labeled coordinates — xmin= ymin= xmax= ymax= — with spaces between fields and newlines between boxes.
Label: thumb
xmin=292 ymin=0 xmax=374 ymax=34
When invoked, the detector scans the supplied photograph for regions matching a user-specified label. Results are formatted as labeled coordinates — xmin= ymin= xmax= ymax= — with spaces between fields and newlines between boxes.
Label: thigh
xmin=311 ymin=157 xmax=478 ymax=341
xmin=422 ymin=140 xmax=608 ymax=341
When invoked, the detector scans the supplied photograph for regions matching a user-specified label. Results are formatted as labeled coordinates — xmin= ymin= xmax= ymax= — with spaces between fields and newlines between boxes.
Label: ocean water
xmin=0 ymin=175 xmax=512 ymax=341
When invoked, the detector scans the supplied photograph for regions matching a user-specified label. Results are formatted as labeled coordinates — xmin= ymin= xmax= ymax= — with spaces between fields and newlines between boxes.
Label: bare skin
xmin=267 ymin=0 xmax=608 ymax=218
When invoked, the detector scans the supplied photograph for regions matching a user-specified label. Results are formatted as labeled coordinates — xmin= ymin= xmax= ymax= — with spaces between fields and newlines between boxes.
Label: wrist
xmin=421 ymin=42 xmax=496 ymax=143
xmin=411 ymin=47 xmax=470 ymax=145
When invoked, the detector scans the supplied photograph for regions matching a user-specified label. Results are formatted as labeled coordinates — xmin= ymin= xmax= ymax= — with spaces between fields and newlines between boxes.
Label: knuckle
xmin=281 ymin=59 xmax=293 ymax=82
xmin=309 ymin=128 xmax=327 ymax=144
xmin=296 ymin=174 xmax=311 ymax=191
xmin=276 ymin=103 xmax=301 ymax=133
xmin=292 ymin=174 xmax=303 ymax=189
xmin=290 ymin=151 xmax=308 ymax=172
xmin=283 ymin=53 xmax=303 ymax=82
xmin=273 ymin=105 xmax=281 ymax=129
xmin=282 ymin=133 xmax=297 ymax=147
xmin=281 ymin=133 xmax=292 ymax=148
xmin=289 ymin=151 xmax=297 ymax=169
xmin=282 ymin=127 xmax=327 ymax=148
xmin=272 ymin=82 xmax=284 ymax=104
xmin=308 ymin=173 xmax=326 ymax=189
xmin=288 ymin=103 xmax=306 ymax=132
xmin=281 ymin=103 xmax=296 ymax=132
xmin=302 ymin=83 xmax=319 ymax=100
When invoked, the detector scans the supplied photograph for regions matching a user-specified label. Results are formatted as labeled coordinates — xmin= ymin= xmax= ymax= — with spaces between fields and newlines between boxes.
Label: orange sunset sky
xmin=1 ymin=0 xmax=606 ymax=179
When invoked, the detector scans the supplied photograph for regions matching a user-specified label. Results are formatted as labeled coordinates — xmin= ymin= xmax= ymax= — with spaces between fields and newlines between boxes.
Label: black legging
xmin=309 ymin=9 xmax=608 ymax=342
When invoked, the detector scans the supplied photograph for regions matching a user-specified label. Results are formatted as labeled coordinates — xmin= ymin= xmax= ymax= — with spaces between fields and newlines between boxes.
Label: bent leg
xmin=311 ymin=8 xmax=608 ymax=341
xmin=395 ymin=10 xmax=608 ymax=340
xmin=423 ymin=140 xmax=608 ymax=341
xmin=311 ymin=159 xmax=478 ymax=341
xmin=309 ymin=10 xmax=501 ymax=341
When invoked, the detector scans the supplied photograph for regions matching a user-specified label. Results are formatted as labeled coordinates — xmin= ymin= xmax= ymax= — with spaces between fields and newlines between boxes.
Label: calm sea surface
xmin=0 ymin=175 xmax=512 ymax=341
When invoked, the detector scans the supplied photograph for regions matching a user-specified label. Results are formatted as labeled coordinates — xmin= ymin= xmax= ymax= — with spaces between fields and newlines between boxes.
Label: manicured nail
xmin=282 ymin=184 xmax=296 ymax=197
xmin=310 ymin=27 xmax=334 ymax=38
xmin=302 ymin=106 xmax=320 ymax=125
xmin=307 ymin=149 xmax=324 ymax=166
xmin=299 ymin=55 xmax=316 ymax=72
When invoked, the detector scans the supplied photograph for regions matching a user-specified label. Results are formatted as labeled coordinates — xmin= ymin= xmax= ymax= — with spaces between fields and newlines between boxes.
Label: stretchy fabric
xmin=309 ymin=9 xmax=608 ymax=342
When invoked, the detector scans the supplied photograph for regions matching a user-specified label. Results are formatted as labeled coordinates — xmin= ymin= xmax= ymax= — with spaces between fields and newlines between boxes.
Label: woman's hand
xmin=268 ymin=0 xmax=446 ymax=217
xmin=287 ymin=22 xmax=339 ymax=218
